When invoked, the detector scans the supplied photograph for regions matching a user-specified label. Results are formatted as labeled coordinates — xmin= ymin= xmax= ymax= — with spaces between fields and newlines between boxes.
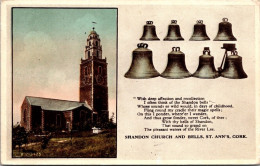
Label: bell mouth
xmin=124 ymin=72 xmax=160 ymax=79
xmin=220 ymin=74 xmax=248 ymax=79
xmin=140 ymin=37 xmax=160 ymax=41
xmin=160 ymin=72 xmax=191 ymax=79
xmin=164 ymin=37 xmax=184 ymax=41
xmin=213 ymin=36 xmax=237 ymax=41
xmin=189 ymin=36 xmax=210 ymax=41
xmin=192 ymin=72 xmax=219 ymax=79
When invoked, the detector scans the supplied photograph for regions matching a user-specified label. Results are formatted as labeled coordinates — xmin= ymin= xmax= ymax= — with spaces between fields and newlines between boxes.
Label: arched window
xmin=88 ymin=51 xmax=90 ymax=57
xmin=89 ymin=41 xmax=91 ymax=46
xmin=96 ymin=41 xmax=98 ymax=46
xmin=97 ymin=50 xmax=99 ymax=57
xmin=98 ymin=66 xmax=102 ymax=74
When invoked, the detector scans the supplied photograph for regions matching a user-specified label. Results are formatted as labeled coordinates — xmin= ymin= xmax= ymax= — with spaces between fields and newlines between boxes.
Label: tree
xmin=12 ymin=123 xmax=28 ymax=151
xmin=95 ymin=113 xmax=116 ymax=129
xmin=108 ymin=112 xmax=116 ymax=129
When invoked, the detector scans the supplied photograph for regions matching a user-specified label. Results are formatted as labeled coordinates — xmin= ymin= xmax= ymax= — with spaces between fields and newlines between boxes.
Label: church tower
xmin=80 ymin=28 xmax=108 ymax=125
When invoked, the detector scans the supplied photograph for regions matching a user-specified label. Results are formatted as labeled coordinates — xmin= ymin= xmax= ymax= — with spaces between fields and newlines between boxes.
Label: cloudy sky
xmin=12 ymin=8 xmax=117 ymax=124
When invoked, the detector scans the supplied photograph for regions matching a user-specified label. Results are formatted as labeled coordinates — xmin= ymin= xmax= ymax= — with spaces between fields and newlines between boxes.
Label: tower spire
xmin=84 ymin=27 xmax=102 ymax=59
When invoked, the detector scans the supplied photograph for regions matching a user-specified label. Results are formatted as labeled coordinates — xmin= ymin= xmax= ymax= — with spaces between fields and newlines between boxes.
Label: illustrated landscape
xmin=12 ymin=8 xmax=117 ymax=158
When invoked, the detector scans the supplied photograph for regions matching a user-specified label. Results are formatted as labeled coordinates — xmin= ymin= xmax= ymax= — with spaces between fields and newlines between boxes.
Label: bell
xmin=193 ymin=47 xmax=219 ymax=79
xmin=164 ymin=20 xmax=184 ymax=41
xmin=220 ymin=51 xmax=247 ymax=79
xmin=140 ymin=21 xmax=160 ymax=41
xmin=189 ymin=20 xmax=210 ymax=41
xmin=124 ymin=43 xmax=160 ymax=79
xmin=161 ymin=47 xmax=191 ymax=79
xmin=214 ymin=18 xmax=237 ymax=41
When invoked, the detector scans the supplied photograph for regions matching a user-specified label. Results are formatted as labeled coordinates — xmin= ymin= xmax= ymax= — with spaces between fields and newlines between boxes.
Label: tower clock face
xmin=95 ymin=75 xmax=104 ymax=85
xmin=82 ymin=77 xmax=91 ymax=86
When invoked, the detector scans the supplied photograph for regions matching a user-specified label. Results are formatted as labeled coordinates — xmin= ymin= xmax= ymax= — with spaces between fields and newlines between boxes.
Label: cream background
xmin=1 ymin=0 xmax=259 ymax=165
xmin=118 ymin=5 xmax=256 ymax=160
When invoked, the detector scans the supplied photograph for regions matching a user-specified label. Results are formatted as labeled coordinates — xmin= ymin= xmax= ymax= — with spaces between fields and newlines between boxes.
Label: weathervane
xmin=92 ymin=21 xmax=97 ymax=30
xmin=85 ymin=21 xmax=97 ymax=34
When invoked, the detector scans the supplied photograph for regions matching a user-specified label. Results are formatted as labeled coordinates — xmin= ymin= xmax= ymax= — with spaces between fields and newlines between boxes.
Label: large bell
xmin=193 ymin=47 xmax=219 ymax=79
xmin=189 ymin=20 xmax=210 ymax=41
xmin=164 ymin=20 xmax=184 ymax=41
xmin=220 ymin=51 xmax=247 ymax=79
xmin=124 ymin=43 xmax=160 ymax=79
xmin=161 ymin=47 xmax=191 ymax=79
xmin=214 ymin=18 xmax=237 ymax=41
xmin=140 ymin=21 xmax=160 ymax=41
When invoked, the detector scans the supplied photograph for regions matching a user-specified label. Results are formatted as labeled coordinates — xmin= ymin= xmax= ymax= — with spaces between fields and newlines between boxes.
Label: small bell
xmin=214 ymin=18 xmax=237 ymax=41
xmin=124 ymin=43 xmax=160 ymax=79
xmin=161 ymin=47 xmax=191 ymax=79
xmin=189 ymin=20 xmax=210 ymax=41
xmin=164 ymin=20 xmax=184 ymax=41
xmin=219 ymin=44 xmax=247 ymax=79
xmin=193 ymin=47 xmax=219 ymax=79
xmin=140 ymin=21 xmax=160 ymax=41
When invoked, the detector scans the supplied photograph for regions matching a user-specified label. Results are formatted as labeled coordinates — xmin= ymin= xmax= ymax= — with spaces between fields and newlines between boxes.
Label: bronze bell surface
xmin=124 ymin=43 xmax=160 ymax=79
xmin=220 ymin=51 xmax=247 ymax=79
xmin=164 ymin=20 xmax=184 ymax=41
xmin=189 ymin=20 xmax=210 ymax=41
xmin=161 ymin=47 xmax=191 ymax=79
xmin=140 ymin=21 xmax=160 ymax=41
xmin=193 ymin=47 xmax=219 ymax=79
xmin=214 ymin=18 xmax=237 ymax=41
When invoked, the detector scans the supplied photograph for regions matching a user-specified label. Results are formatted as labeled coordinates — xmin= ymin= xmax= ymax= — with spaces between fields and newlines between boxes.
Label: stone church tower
xmin=79 ymin=28 xmax=109 ymax=125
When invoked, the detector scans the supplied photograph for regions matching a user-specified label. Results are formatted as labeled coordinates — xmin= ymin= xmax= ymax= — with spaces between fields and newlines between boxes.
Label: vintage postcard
xmin=1 ymin=0 xmax=260 ymax=165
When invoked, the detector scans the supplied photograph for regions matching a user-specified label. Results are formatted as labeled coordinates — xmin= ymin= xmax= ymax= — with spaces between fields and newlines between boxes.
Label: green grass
xmin=13 ymin=129 xmax=116 ymax=158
